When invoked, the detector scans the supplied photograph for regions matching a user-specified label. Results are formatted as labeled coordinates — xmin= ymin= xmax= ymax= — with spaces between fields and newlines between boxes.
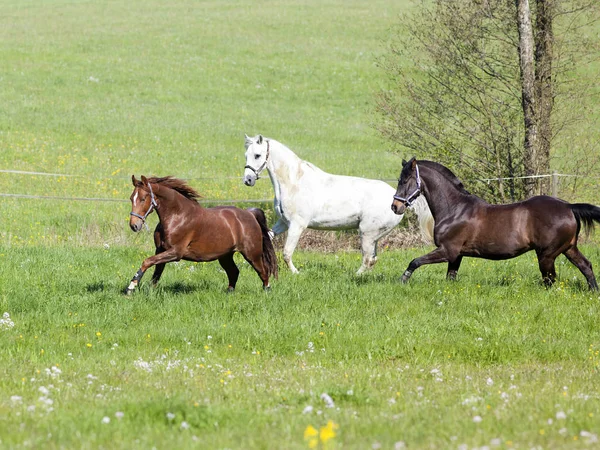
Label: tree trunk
xmin=516 ymin=0 xmax=538 ymax=198
xmin=534 ymin=0 xmax=554 ymax=194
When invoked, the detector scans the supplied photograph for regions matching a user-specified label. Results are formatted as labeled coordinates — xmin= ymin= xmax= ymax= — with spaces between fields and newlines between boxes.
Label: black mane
xmin=418 ymin=160 xmax=472 ymax=196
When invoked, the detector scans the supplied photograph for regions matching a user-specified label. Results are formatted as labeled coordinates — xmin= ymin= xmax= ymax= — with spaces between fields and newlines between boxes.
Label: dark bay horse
xmin=391 ymin=158 xmax=600 ymax=290
xmin=126 ymin=175 xmax=277 ymax=294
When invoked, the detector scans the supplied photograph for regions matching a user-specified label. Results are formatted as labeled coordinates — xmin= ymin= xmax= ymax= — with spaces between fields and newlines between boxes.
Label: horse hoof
xmin=227 ymin=286 xmax=235 ymax=294
xmin=263 ymin=285 xmax=271 ymax=292
xmin=125 ymin=288 xmax=134 ymax=296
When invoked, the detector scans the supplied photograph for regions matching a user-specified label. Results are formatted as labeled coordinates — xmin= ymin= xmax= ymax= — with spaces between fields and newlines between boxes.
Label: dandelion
xmin=304 ymin=425 xmax=318 ymax=449
xmin=319 ymin=421 xmax=338 ymax=444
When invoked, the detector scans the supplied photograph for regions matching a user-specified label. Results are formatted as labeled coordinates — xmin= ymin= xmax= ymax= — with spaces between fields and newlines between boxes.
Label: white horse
xmin=243 ymin=135 xmax=434 ymax=274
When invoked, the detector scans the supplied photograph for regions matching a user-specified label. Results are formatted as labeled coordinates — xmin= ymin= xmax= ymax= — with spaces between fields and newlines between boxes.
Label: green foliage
xmin=375 ymin=0 xmax=600 ymax=202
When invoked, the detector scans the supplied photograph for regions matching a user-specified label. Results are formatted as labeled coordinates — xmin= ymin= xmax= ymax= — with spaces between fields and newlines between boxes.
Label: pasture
xmin=1 ymin=0 xmax=600 ymax=449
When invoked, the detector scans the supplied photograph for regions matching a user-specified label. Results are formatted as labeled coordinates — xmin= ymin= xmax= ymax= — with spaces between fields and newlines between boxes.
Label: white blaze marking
xmin=133 ymin=192 xmax=138 ymax=206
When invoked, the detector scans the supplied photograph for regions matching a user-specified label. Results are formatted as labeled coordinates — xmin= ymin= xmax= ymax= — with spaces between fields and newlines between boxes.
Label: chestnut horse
xmin=126 ymin=175 xmax=277 ymax=294
xmin=391 ymin=158 xmax=600 ymax=290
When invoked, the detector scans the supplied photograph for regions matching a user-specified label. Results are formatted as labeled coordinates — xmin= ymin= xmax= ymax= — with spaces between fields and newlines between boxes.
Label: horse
xmin=391 ymin=158 xmax=600 ymax=290
xmin=242 ymin=134 xmax=434 ymax=274
xmin=126 ymin=175 xmax=278 ymax=294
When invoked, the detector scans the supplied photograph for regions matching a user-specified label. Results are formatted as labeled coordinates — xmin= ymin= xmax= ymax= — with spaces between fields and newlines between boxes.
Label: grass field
xmin=2 ymin=0 xmax=600 ymax=449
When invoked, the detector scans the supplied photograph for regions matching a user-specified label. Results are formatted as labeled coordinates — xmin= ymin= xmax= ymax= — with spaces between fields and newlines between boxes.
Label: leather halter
xmin=244 ymin=140 xmax=270 ymax=180
xmin=393 ymin=164 xmax=422 ymax=207
xmin=130 ymin=182 xmax=158 ymax=230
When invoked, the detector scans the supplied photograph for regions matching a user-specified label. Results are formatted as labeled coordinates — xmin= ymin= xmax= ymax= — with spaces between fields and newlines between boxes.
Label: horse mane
xmin=143 ymin=176 xmax=202 ymax=202
xmin=418 ymin=160 xmax=472 ymax=196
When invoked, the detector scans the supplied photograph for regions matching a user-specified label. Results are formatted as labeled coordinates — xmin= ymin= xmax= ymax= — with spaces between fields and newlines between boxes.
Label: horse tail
xmin=411 ymin=196 xmax=435 ymax=244
xmin=570 ymin=203 xmax=600 ymax=236
xmin=249 ymin=208 xmax=279 ymax=280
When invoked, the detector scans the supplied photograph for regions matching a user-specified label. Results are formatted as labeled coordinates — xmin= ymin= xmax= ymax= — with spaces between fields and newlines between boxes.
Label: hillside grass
xmin=1 ymin=246 xmax=600 ymax=449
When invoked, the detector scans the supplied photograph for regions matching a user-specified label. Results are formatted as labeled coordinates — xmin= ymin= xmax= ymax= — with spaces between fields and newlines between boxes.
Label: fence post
xmin=552 ymin=171 xmax=558 ymax=198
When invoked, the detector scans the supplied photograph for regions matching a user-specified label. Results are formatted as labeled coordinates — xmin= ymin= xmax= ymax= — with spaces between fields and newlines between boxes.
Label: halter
xmin=393 ymin=164 xmax=422 ymax=207
xmin=130 ymin=182 xmax=158 ymax=230
xmin=244 ymin=140 xmax=270 ymax=180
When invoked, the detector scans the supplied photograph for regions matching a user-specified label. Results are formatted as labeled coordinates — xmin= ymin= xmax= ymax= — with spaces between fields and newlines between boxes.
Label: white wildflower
xmin=320 ymin=393 xmax=335 ymax=408
xmin=556 ymin=411 xmax=567 ymax=420
xmin=180 ymin=421 xmax=190 ymax=430
xmin=166 ymin=412 xmax=175 ymax=421
xmin=302 ymin=405 xmax=314 ymax=414
xmin=101 ymin=416 xmax=110 ymax=424
xmin=0 ymin=312 xmax=15 ymax=330
xmin=473 ymin=415 xmax=483 ymax=423
xmin=115 ymin=411 xmax=124 ymax=420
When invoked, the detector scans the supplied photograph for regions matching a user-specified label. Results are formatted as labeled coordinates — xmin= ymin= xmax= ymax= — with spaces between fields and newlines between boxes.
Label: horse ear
xmin=402 ymin=159 xmax=407 ymax=166
xmin=141 ymin=175 xmax=148 ymax=186
xmin=132 ymin=175 xmax=137 ymax=186
xmin=257 ymin=134 xmax=264 ymax=145
xmin=411 ymin=159 xmax=417 ymax=169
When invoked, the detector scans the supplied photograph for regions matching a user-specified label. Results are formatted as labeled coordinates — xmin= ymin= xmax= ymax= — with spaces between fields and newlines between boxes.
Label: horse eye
xmin=254 ymin=154 xmax=260 ymax=159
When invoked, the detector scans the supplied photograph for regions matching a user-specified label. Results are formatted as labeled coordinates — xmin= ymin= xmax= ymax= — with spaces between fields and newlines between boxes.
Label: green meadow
xmin=1 ymin=0 xmax=600 ymax=449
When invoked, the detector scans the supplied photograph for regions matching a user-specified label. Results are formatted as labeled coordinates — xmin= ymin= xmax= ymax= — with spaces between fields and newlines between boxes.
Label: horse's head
xmin=129 ymin=175 xmax=157 ymax=232
xmin=243 ymin=134 xmax=270 ymax=187
xmin=391 ymin=158 xmax=421 ymax=215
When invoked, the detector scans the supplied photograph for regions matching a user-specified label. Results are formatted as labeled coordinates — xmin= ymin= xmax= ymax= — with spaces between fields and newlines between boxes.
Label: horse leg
xmin=151 ymin=247 xmax=167 ymax=286
xmin=563 ymin=246 xmax=598 ymax=290
xmin=151 ymin=226 xmax=166 ymax=286
xmin=536 ymin=251 xmax=557 ymax=287
xmin=126 ymin=248 xmax=182 ymax=295
xmin=218 ymin=253 xmax=240 ymax=292
xmin=402 ymin=247 xmax=450 ymax=283
xmin=446 ymin=256 xmax=463 ymax=281
xmin=357 ymin=227 xmax=392 ymax=275
xmin=283 ymin=222 xmax=305 ymax=274
xmin=240 ymin=251 xmax=270 ymax=290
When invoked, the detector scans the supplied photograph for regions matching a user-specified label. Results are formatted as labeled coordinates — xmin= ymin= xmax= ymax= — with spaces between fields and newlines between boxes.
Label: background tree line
xmin=376 ymin=0 xmax=599 ymax=202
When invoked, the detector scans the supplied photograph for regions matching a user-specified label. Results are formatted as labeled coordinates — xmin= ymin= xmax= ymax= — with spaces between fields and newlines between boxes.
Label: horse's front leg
xmin=283 ymin=221 xmax=305 ymax=274
xmin=125 ymin=248 xmax=182 ymax=295
xmin=402 ymin=247 xmax=451 ymax=283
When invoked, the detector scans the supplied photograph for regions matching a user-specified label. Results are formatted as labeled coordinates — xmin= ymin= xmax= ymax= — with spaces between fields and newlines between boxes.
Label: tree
xmin=376 ymin=0 xmax=599 ymax=202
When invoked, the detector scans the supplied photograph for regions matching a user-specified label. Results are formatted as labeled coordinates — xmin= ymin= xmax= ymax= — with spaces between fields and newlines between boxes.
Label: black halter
xmin=393 ymin=164 xmax=422 ymax=207
xmin=130 ymin=182 xmax=158 ymax=230
xmin=244 ymin=140 xmax=270 ymax=180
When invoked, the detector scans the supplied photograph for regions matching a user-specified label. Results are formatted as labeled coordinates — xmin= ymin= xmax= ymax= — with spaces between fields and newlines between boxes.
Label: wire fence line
xmin=0 ymin=168 xmax=596 ymax=204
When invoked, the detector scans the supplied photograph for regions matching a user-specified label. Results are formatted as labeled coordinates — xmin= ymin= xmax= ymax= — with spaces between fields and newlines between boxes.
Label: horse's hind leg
xmin=151 ymin=246 xmax=166 ymax=286
xmin=218 ymin=253 xmax=240 ymax=292
xmin=240 ymin=251 xmax=270 ymax=289
xmin=357 ymin=227 xmax=391 ymax=275
xmin=536 ymin=251 xmax=558 ymax=287
xmin=446 ymin=256 xmax=463 ymax=281
xmin=283 ymin=222 xmax=305 ymax=274
xmin=564 ymin=246 xmax=598 ymax=290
